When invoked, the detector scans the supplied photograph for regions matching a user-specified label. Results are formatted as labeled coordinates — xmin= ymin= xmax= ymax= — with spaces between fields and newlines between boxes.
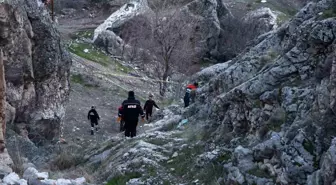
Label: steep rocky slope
xmin=1 ymin=0 xmax=71 ymax=146
xmin=0 ymin=0 xmax=72 ymax=180
xmin=79 ymin=0 xmax=336 ymax=184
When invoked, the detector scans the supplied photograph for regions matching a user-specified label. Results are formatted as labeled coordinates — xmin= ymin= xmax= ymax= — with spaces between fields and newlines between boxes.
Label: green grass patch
xmin=248 ymin=0 xmax=297 ymax=17
xmin=71 ymin=30 xmax=94 ymax=40
xmin=267 ymin=107 xmax=286 ymax=132
xmin=276 ymin=13 xmax=292 ymax=25
xmin=115 ymin=61 xmax=133 ymax=73
xmin=216 ymin=152 xmax=232 ymax=162
xmin=196 ymin=163 xmax=226 ymax=184
xmin=161 ymin=98 xmax=175 ymax=107
xmin=293 ymin=162 xmax=302 ymax=167
xmin=107 ymin=172 xmax=142 ymax=185
xmin=252 ymin=99 xmax=263 ymax=108
xmin=302 ymin=139 xmax=315 ymax=155
xmin=320 ymin=9 xmax=336 ymax=19
xmin=164 ymin=145 xmax=204 ymax=178
xmin=319 ymin=1 xmax=336 ymax=19
xmin=163 ymin=180 xmax=170 ymax=185
xmin=247 ymin=167 xmax=273 ymax=179
xmin=68 ymin=42 xmax=110 ymax=66
xmin=199 ymin=58 xmax=214 ymax=68
xmin=268 ymin=121 xmax=283 ymax=132
xmin=302 ymin=139 xmax=319 ymax=169
xmin=70 ymin=74 xmax=98 ymax=88
xmin=71 ymin=74 xmax=85 ymax=84
xmin=51 ymin=150 xmax=84 ymax=170
xmin=146 ymin=138 xmax=168 ymax=146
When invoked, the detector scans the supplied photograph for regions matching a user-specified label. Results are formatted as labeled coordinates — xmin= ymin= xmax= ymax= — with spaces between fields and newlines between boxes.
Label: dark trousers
xmin=124 ymin=120 xmax=138 ymax=138
xmin=184 ymin=96 xmax=190 ymax=108
xmin=145 ymin=110 xmax=152 ymax=120
xmin=90 ymin=120 xmax=98 ymax=127
xmin=120 ymin=120 xmax=125 ymax=132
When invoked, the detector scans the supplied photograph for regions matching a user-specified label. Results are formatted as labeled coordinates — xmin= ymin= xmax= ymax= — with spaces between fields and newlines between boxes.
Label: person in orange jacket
xmin=117 ymin=106 xmax=125 ymax=132
xmin=183 ymin=82 xmax=198 ymax=107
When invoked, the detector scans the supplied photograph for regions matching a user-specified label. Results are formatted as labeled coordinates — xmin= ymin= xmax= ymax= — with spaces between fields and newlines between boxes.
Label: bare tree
xmin=217 ymin=16 xmax=265 ymax=61
xmin=120 ymin=6 xmax=198 ymax=96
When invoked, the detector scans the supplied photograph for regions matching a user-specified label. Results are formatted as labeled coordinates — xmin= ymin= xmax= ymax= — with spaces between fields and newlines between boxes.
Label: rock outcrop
xmin=0 ymin=42 xmax=12 ymax=182
xmin=82 ymin=0 xmax=336 ymax=184
xmin=0 ymin=0 xmax=71 ymax=145
xmin=92 ymin=0 xmax=232 ymax=61
xmin=93 ymin=0 xmax=152 ymax=57
xmin=191 ymin=0 xmax=336 ymax=184
xmin=243 ymin=7 xmax=278 ymax=36
xmin=182 ymin=0 xmax=232 ymax=59
xmin=0 ymin=166 xmax=88 ymax=185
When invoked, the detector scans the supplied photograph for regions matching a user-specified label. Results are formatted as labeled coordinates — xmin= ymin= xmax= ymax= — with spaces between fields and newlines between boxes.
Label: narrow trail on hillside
xmin=57 ymin=9 xmax=185 ymax=155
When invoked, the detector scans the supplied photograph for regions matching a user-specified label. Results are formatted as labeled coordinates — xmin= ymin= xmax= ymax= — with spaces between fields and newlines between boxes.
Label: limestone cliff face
xmin=0 ymin=0 xmax=71 ymax=145
xmin=192 ymin=0 xmax=336 ymax=184
xmin=82 ymin=0 xmax=336 ymax=184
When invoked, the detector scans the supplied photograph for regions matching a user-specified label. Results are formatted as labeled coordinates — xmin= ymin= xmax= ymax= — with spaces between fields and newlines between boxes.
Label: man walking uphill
xmin=88 ymin=106 xmax=100 ymax=135
xmin=144 ymin=94 xmax=159 ymax=121
xmin=184 ymin=82 xmax=198 ymax=108
xmin=121 ymin=91 xmax=145 ymax=138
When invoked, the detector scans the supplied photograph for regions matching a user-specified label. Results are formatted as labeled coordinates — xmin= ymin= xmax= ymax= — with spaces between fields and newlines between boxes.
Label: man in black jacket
xmin=88 ymin=106 xmax=100 ymax=135
xmin=121 ymin=91 xmax=145 ymax=138
xmin=144 ymin=94 xmax=159 ymax=121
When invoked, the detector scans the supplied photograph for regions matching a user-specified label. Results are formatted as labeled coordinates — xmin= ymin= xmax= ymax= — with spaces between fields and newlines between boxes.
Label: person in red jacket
xmin=144 ymin=94 xmax=160 ymax=121
xmin=183 ymin=82 xmax=198 ymax=107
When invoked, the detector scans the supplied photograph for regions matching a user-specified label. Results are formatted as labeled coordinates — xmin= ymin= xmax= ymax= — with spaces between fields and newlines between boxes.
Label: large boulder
xmin=307 ymin=137 xmax=336 ymax=185
xmin=93 ymin=0 xmax=152 ymax=41
xmin=243 ymin=7 xmax=278 ymax=36
xmin=0 ymin=0 xmax=71 ymax=145
xmin=182 ymin=0 xmax=231 ymax=59
xmin=0 ymin=149 xmax=13 ymax=179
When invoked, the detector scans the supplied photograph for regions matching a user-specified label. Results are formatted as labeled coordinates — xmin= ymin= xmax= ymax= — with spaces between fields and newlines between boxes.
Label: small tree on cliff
xmin=122 ymin=7 xmax=198 ymax=96
xmin=151 ymin=10 xmax=197 ymax=96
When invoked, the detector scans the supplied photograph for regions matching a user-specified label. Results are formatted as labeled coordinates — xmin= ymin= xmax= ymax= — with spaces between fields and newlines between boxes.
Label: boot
xmin=91 ymin=130 xmax=94 ymax=135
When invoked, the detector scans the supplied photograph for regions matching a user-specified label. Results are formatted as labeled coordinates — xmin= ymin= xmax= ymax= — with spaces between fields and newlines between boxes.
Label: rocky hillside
xmin=1 ymin=0 xmax=335 ymax=184
xmin=0 ymin=0 xmax=74 ymax=182
xmin=78 ymin=0 xmax=336 ymax=184
xmin=1 ymin=0 xmax=71 ymax=145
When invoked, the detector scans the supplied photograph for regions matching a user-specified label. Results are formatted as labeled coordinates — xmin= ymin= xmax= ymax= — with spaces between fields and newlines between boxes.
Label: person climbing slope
xmin=121 ymin=91 xmax=145 ymax=138
xmin=144 ymin=94 xmax=160 ymax=121
xmin=87 ymin=106 xmax=100 ymax=135
xmin=183 ymin=82 xmax=198 ymax=108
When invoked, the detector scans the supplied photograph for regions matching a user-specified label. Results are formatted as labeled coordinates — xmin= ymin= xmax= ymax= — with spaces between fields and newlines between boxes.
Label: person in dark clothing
xmin=144 ymin=94 xmax=159 ymax=121
xmin=184 ymin=82 xmax=198 ymax=108
xmin=121 ymin=91 xmax=145 ymax=138
xmin=88 ymin=106 xmax=100 ymax=135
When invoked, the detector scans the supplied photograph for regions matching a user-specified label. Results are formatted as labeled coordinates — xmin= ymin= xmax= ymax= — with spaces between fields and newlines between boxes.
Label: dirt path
xmin=57 ymin=12 xmax=107 ymax=40
xmin=57 ymin=7 xmax=176 ymax=148
xmin=62 ymin=50 xmax=161 ymax=148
